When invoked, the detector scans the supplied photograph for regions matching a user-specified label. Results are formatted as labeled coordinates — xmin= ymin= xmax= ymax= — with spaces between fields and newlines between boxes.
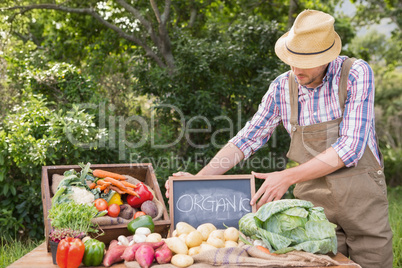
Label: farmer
xmin=166 ymin=10 xmax=393 ymax=268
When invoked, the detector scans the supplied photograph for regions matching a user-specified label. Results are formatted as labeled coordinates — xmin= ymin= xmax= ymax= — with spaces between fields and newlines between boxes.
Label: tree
xmin=349 ymin=0 xmax=401 ymax=70
xmin=351 ymin=0 xmax=401 ymax=30
xmin=1 ymin=0 xmax=344 ymax=72
xmin=2 ymin=0 xmax=175 ymax=71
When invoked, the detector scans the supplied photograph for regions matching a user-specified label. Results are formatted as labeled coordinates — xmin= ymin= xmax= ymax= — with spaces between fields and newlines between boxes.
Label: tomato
xmin=107 ymin=204 xmax=120 ymax=217
xmin=94 ymin=198 xmax=108 ymax=211
xmin=134 ymin=211 xmax=146 ymax=219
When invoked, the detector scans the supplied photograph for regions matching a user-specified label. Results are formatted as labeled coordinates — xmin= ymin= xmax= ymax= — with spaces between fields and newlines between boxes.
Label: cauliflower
xmin=70 ymin=186 xmax=95 ymax=205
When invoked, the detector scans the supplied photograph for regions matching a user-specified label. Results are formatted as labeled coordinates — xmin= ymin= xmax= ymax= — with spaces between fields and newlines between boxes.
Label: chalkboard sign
xmin=169 ymin=175 xmax=256 ymax=231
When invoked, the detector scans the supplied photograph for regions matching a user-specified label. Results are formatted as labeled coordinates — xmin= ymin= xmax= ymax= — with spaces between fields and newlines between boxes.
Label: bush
xmin=0 ymin=92 xmax=114 ymax=240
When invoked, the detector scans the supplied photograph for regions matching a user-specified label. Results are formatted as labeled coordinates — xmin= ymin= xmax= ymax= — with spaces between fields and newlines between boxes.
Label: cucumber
xmin=127 ymin=215 xmax=155 ymax=234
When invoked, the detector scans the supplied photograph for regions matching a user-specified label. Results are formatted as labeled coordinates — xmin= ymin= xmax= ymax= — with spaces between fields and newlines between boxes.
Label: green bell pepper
xmin=82 ymin=238 xmax=105 ymax=267
xmin=127 ymin=215 xmax=155 ymax=234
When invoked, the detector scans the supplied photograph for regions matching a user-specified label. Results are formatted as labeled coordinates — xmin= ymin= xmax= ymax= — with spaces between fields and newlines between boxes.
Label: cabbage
xmin=239 ymin=199 xmax=337 ymax=254
xmin=238 ymin=212 xmax=260 ymax=237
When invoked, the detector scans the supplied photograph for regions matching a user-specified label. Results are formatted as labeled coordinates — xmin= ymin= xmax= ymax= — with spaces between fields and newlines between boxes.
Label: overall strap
xmin=288 ymin=57 xmax=356 ymax=126
xmin=338 ymin=57 xmax=356 ymax=114
xmin=288 ymin=72 xmax=299 ymax=128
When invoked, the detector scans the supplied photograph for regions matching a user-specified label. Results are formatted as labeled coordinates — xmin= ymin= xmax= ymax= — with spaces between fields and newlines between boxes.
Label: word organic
xmin=176 ymin=193 xmax=251 ymax=214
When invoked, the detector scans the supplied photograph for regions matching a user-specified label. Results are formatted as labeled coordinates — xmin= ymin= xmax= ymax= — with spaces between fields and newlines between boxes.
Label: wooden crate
xmin=41 ymin=163 xmax=170 ymax=251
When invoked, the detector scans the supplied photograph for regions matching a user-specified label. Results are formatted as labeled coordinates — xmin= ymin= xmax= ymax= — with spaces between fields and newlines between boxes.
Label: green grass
xmin=1 ymin=187 xmax=401 ymax=267
xmin=388 ymin=186 xmax=402 ymax=268
xmin=0 ymin=237 xmax=43 ymax=268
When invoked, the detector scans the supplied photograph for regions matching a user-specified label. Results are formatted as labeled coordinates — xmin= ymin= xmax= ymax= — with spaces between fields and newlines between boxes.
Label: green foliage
xmin=0 ymin=236 xmax=43 ymax=268
xmin=388 ymin=186 xmax=402 ymax=268
xmin=347 ymin=29 xmax=401 ymax=69
xmin=0 ymin=92 xmax=115 ymax=239
xmin=351 ymin=0 xmax=401 ymax=30
xmin=25 ymin=63 xmax=98 ymax=106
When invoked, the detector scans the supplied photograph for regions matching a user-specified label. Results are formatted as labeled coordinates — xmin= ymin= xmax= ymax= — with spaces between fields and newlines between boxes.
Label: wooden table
xmin=8 ymin=242 xmax=360 ymax=268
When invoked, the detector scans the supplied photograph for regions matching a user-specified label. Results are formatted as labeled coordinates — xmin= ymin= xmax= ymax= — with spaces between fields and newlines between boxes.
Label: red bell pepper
xmin=56 ymin=237 xmax=85 ymax=268
xmin=126 ymin=182 xmax=153 ymax=208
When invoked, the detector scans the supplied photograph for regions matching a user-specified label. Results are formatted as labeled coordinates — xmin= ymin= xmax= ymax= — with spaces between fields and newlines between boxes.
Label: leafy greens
xmin=52 ymin=162 xmax=115 ymax=206
xmin=239 ymin=199 xmax=337 ymax=254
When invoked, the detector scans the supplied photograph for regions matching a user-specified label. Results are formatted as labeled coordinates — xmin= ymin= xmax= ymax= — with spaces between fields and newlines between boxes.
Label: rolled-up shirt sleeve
xmin=229 ymin=83 xmax=282 ymax=159
xmin=332 ymin=60 xmax=375 ymax=167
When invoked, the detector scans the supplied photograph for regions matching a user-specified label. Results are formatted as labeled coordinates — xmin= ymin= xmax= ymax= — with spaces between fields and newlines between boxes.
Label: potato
xmin=176 ymin=222 xmax=196 ymax=235
xmin=165 ymin=237 xmax=188 ymax=254
xmin=140 ymin=200 xmax=158 ymax=218
xmin=225 ymin=240 xmax=238 ymax=248
xmin=171 ymin=254 xmax=194 ymax=267
xmin=185 ymin=230 xmax=203 ymax=248
xmin=208 ymin=230 xmax=225 ymax=241
xmin=188 ymin=246 xmax=201 ymax=256
xmin=224 ymin=227 xmax=239 ymax=242
xmin=145 ymin=233 xmax=162 ymax=243
xmin=197 ymin=223 xmax=217 ymax=241
xmin=172 ymin=230 xmax=178 ymax=237
xmin=200 ymin=242 xmax=217 ymax=253
xmin=178 ymin=233 xmax=187 ymax=243
xmin=206 ymin=236 xmax=225 ymax=248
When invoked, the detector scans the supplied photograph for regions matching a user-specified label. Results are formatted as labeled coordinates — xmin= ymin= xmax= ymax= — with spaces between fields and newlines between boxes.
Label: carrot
xmin=103 ymin=177 xmax=126 ymax=190
xmin=93 ymin=169 xmax=127 ymax=180
xmin=256 ymin=246 xmax=276 ymax=255
xmin=104 ymin=177 xmax=140 ymax=197
xmin=109 ymin=185 xmax=125 ymax=195
xmin=104 ymin=186 xmax=110 ymax=194
xmin=120 ymin=180 xmax=139 ymax=189
xmin=122 ymin=187 xmax=140 ymax=197
xmin=95 ymin=185 xmax=108 ymax=191
xmin=96 ymin=180 xmax=112 ymax=187
xmin=89 ymin=182 xmax=96 ymax=189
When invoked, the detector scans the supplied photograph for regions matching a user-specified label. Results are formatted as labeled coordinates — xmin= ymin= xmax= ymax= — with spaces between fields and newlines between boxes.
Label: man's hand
xmin=250 ymin=171 xmax=293 ymax=209
xmin=250 ymin=147 xmax=345 ymax=208
xmin=164 ymin=171 xmax=194 ymax=198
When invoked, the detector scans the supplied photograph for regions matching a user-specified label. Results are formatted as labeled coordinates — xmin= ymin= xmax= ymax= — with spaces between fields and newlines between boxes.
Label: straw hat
xmin=275 ymin=10 xmax=342 ymax=69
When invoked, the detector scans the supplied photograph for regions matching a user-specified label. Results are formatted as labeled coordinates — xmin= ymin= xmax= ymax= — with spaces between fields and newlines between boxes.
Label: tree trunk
xmin=287 ymin=0 xmax=298 ymax=30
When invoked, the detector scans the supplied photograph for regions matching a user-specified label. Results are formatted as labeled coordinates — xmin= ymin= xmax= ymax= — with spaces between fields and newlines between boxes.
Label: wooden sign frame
xmin=168 ymin=174 xmax=256 ymax=233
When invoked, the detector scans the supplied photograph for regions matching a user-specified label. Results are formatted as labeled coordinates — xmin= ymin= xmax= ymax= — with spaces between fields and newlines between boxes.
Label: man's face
xmin=291 ymin=64 xmax=329 ymax=88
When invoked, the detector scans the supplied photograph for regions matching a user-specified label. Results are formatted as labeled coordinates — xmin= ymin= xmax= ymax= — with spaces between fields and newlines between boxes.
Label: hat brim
xmin=274 ymin=31 xmax=342 ymax=69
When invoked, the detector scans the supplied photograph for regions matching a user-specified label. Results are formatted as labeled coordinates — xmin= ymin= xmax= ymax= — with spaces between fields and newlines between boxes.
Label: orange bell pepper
xmin=56 ymin=237 xmax=85 ymax=268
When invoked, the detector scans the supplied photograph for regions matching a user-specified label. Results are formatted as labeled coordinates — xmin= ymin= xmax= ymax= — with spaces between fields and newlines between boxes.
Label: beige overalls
xmin=286 ymin=58 xmax=393 ymax=268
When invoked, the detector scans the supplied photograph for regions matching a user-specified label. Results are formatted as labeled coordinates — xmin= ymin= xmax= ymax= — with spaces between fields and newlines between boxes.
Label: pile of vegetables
xmin=90 ymin=169 xmax=140 ymax=197
xmin=165 ymin=221 xmax=240 ymax=267
xmin=53 ymin=209 xmax=172 ymax=268
xmin=52 ymin=163 xmax=98 ymax=206
xmin=51 ymin=163 xmax=157 ymax=221
xmin=49 ymin=163 xmax=165 ymax=267
xmin=99 ymin=215 xmax=174 ymax=268
xmin=239 ymin=199 xmax=337 ymax=254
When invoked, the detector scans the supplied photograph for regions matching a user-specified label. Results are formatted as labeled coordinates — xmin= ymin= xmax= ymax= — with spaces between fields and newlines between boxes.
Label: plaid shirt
xmin=229 ymin=56 xmax=381 ymax=167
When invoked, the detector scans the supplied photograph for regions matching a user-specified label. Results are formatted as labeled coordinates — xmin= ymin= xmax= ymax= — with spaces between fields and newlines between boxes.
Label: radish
xmin=121 ymin=241 xmax=164 ymax=262
xmin=135 ymin=244 xmax=155 ymax=268
xmin=155 ymin=243 xmax=172 ymax=264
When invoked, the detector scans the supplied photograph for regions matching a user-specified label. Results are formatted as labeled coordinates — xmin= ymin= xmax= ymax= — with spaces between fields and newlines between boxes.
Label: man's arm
xmin=196 ymin=142 xmax=245 ymax=175
xmin=165 ymin=142 xmax=244 ymax=198
xmin=251 ymin=146 xmax=344 ymax=208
